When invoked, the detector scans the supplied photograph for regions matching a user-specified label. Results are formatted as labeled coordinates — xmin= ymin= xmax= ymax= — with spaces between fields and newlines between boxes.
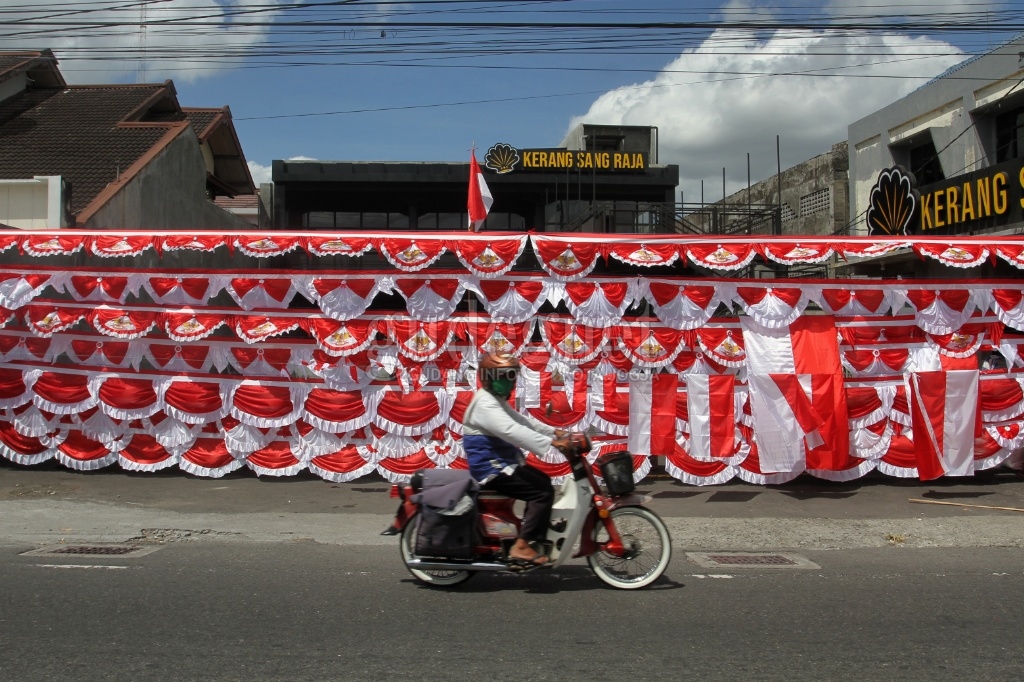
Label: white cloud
xmin=0 ymin=1 xmax=284 ymax=83
xmin=569 ymin=29 xmax=965 ymax=203
xmin=247 ymin=156 xmax=318 ymax=185
xmin=248 ymin=161 xmax=272 ymax=186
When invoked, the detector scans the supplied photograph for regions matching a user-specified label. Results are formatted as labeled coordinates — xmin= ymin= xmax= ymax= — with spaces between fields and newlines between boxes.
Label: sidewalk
xmin=2 ymin=461 xmax=1023 ymax=550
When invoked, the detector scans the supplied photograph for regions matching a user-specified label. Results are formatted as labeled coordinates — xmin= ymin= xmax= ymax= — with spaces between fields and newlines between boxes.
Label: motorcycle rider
xmin=462 ymin=352 xmax=573 ymax=566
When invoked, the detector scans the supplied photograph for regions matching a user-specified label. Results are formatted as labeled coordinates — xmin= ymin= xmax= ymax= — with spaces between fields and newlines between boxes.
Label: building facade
xmin=847 ymin=36 xmax=1024 ymax=277
xmin=272 ymin=124 xmax=681 ymax=234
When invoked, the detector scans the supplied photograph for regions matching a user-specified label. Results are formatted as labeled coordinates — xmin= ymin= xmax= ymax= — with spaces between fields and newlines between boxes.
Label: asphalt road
xmin=2 ymin=463 xmax=1024 ymax=681
xmin=1 ymin=542 xmax=1023 ymax=681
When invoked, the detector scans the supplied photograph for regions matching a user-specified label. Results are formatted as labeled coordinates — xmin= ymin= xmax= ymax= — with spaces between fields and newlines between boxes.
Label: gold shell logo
xmin=484 ymin=143 xmax=520 ymax=174
xmin=867 ymin=166 xmax=918 ymax=236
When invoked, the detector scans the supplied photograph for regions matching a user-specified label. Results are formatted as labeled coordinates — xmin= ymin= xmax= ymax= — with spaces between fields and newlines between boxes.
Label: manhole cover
xmin=21 ymin=544 xmax=163 ymax=558
xmin=686 ymin=551 xmax=819 ymax=569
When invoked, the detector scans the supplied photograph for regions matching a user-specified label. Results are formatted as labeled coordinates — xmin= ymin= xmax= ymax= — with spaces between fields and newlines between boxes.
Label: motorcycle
xmin=386 ymin=434 xmax=672 ymax=590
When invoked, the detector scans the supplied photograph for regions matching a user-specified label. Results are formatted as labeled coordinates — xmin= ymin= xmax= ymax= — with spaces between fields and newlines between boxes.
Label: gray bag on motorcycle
xmin=410 ymin=470 xmax=478 ymax=560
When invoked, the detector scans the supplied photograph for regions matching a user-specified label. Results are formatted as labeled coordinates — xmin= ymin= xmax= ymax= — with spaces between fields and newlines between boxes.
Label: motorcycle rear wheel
xmin=399 ymin=513 xmax=474 ymax=587
xmin=587 ymin=506 xmax=671 ymax=589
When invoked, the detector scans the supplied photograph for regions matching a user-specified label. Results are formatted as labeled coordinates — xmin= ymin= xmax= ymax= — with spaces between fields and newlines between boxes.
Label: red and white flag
xmin=906 ymin=370 xmax=979 ymax=480
xmin=467 ymin=153 xmax=493 ymax=232
xmin=742 ymin=315 xmax=851 ymax=473
xmin=686 ymin=374 xmax=736 ymax=460
xmin=628 ymin=373 xmax=677 ymax=457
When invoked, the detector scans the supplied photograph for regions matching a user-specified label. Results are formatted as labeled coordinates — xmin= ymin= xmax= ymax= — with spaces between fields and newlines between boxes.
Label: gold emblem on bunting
xmin=627 ymin=245 xmax=663 ymax=263
xmin=940 ymin=246 xmax=973 ymax=262
xmin=558 ymin=332 xmax=587 ymax=355
xmin=473 ymin=247 xmax=504 ymax=269
xmin=637 ymin=333 xmax=666 ymax=359
xmin=708 ymin=247 xmax=739 ymax=264
xmin=174 ymin=317 xmax=205 ymax=335
xmin=105 ymin=315 xmax=137 ymax=332
xmin=328 ymin=325 xmax=356 ymax=348
xmin=404 ymin=328 xmax=437 ymax=354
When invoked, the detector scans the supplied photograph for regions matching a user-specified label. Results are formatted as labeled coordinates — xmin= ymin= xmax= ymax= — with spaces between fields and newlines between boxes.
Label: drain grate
xmin=686 ymin=551 xmax=819 ymax=570
xmin=21 ymin=544 xmax=162 ymax=558
xmin=51 ymin=546 xmax=139 ymax=556
xmin=706 ymin=554 xmax=796 ymax=566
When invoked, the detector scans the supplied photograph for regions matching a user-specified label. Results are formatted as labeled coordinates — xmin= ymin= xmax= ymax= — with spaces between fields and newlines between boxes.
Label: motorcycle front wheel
xmin=399 ymin=513 xmax=474 ymax=588
xmin=587 ymin=506 xmax=671 ymax=589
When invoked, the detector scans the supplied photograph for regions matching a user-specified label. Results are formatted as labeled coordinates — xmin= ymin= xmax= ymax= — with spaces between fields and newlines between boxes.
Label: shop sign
xmin=867 ymin=158 xmax=1024 ymax=236
xmin=483 ymin=142 xmax=647 ymax=174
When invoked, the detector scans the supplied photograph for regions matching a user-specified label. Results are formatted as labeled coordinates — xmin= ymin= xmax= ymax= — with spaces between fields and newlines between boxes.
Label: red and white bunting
xmin=303 ymin=318 xmax=377 ymax=356
xmin=539 ymin=319 xmax=609 ymax=364
xmin=378 ymin=238 xmax=446 ymax=271
xmin=474 ymin=279 xmax=548 ymax=322
xmin=233 ymin=235 xmax=301 ymax=257
xmin=644 ymin=282 xmax=727 ymax=330
xmin=0 ymin=273 xmax=56 ymax=309
xmin=302 ymin=236 xmax=374 ymax=257
xmin=91 ymin=236 xmax=154 ymax=258
xmin=915 ymin=242 xmax=989 ymax=268
xmin=227 ymin=277 xmax=297 ymax=310
xmin=395 ymin=277 xmax=465 ymax=321
xmin=531 ymin=237 xmax=600 ymax=281
xmin=686 ymin=243 xmax=756 ymax=271
xmin=617 ymin=324 xmax=686 ymax=368
xmin=905 ymin=289 xmax=979 ymax=334
xmin=760 ymin=242 xmax=834 ymax=264
xmin=605 ymin=242 xmax=680 ymax=267
xmin=384 ymin=318 xmax=456 ymax=361
xmin=453 ymin=237 xmax=527 ymax=277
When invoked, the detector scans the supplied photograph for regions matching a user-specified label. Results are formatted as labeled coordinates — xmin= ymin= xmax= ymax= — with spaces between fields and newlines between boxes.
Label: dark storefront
xmin=272 ymin=125 xmax=680 ymax=234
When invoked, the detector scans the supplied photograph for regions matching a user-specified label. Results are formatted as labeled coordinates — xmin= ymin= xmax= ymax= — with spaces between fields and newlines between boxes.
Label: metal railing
xmin=543 ymin=200 xmax=780 ymax=235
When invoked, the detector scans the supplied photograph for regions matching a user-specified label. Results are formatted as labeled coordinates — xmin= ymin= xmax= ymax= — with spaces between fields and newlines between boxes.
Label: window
xmin=996 ymin=105 xmax=1024 ymax=163
xmin=909 ymin=140 xmax=944 ymax=185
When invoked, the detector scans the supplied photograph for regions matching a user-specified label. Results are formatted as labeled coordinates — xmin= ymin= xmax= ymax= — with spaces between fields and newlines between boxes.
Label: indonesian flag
xmin=628 ymin=373 xmax=677 ymax=457
xmin=742 ymin=315 xmax=851 ymax=473
xmin=468 ymin=153 xmax=493 ymax=231
xmin=906 ymin=370 xmax=980 ymax=480
xmin=687 ymin=374 xmax=736 ymax=460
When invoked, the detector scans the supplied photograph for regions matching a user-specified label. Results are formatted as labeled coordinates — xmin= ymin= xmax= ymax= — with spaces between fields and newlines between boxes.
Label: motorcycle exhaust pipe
xmin=407 ymin=559 xmax=510 ymax=572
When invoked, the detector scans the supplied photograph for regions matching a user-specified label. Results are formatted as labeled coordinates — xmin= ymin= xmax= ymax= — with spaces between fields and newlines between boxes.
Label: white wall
xmin=0 ymin=176 xmax=63 ymax=229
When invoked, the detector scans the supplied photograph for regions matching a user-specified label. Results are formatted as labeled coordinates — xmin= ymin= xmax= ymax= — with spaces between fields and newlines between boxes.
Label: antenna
xmin=137 ymin=3 xmax=148 ymax=83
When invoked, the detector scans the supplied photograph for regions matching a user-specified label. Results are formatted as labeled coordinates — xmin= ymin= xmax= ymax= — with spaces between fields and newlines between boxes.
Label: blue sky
xmin=2 ymin=1 xmax=1021 ymax=200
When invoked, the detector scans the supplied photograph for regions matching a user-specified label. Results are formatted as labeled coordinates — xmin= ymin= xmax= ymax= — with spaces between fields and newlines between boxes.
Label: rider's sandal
xmin=509 ymin=554 xmax=550 ymax=570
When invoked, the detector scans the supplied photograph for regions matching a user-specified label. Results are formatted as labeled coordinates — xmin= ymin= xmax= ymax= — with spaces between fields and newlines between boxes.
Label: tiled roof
xmin=0 ymin=85 xmax=180 ymax=215
xmin=0 ymin=54 xmax=32 ymax=74
xmin=184 ymin=109 xmax=222 ymax=139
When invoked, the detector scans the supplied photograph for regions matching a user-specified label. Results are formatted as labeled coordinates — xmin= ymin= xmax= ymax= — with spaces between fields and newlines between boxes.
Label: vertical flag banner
xmin=687 ymin=373 xmax=736 ymax=460
xmin=468 ymin=153 xmax=493 ymax=231
xmin=742 ymin=315 xmax=851 ymax=473
xmin=907 ymin=369 xmax=979 ymax=480
xmin=628 ymin=373 xmax=677 ymax=457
